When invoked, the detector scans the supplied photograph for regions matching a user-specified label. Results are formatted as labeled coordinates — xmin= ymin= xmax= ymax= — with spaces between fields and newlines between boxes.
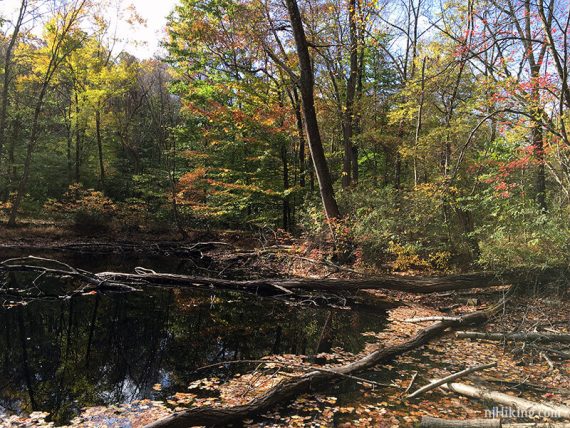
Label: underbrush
xmin=298 ymin=185 xmax=570 ymax=273
xmin=298 ymin=185 xmax=466 ymax=272
xmin=475 ymin=200 xmax=570 ymax=271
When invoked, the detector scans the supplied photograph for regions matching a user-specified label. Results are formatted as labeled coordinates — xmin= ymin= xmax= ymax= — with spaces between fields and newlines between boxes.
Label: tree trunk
xmin=0 ymin=0 xmax=27 ymax=162
xmin=67 ymin=119 xmax=73 ymax=184
xmin=96 ymin=108 xmax=105 ymax=186
xmin=6 ymin=0 xmax=86 ymax=224
xmin=281 ymin=141 xmax=291 ymax=231
xmin=285 ymin=0 xmax=341 ymax=220
xmin=341 ymin=0 xmax=359 ymax=188
xmin=292 ymin=89 xmax=306 ymax=188
xmin=74 ymin=92 xmax=81 ymax=183
xmin=414 ymin=57 xmax=427 ymax=185
xmin=8 ymin=102 xmax=43 ymax=226
xmin=532 ymin=113 xmax=546 ymax=211
xmin=3 ymin=116 xmax=20 ymax=201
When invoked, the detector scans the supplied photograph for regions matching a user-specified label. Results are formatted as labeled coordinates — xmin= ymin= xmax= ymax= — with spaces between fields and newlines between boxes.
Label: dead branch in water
xmin=0 ymin=256 xmax=137 ymax=294
xmin=2 ymin=256 xmax=562 ymax=297
xmin=96 ymin=270 xmax=518 ymax=294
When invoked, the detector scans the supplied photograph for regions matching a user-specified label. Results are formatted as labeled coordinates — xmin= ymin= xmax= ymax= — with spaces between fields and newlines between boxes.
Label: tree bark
xmin=292 ymin=88 xmax=306 ymax=188
xmin=285 ymin=0 xmax=341 ymax=220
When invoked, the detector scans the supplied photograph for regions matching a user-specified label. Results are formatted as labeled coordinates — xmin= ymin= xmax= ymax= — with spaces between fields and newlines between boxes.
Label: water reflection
xmin=0 ymin=280 xmax=388 ymax=424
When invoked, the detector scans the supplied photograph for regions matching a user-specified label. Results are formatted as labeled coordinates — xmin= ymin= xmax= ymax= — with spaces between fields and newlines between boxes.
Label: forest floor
xmin=0 ymin=223 xmax=569 ymax=427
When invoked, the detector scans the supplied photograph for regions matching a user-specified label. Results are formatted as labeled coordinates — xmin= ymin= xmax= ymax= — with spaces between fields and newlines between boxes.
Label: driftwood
xmin=457 ymin=332 xmax=570 ymax=344
xmin=421 ymin=416 xmax=570 ymax=427
xmin=408 ymin=362 xmax=496 ymax=399
xmin=144 ymin=294 xmax=512 ymax=428
xmin=437 ymin=381 xmax=570 ymax=418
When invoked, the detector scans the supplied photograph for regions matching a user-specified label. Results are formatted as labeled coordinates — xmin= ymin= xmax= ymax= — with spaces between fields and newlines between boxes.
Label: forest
xmin=0 ymin=0 xmax=569 ymax=426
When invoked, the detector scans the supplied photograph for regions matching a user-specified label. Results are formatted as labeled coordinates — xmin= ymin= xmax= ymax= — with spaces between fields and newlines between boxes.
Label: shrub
xmin=476 ymin=200 xmax=570 ymax=270
xmin=44 ymin=183 xmax=116 ymax=233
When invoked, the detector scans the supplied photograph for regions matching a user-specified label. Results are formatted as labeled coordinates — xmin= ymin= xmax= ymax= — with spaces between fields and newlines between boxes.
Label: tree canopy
xmin=1 ymin=0 xmax=570 ymax=269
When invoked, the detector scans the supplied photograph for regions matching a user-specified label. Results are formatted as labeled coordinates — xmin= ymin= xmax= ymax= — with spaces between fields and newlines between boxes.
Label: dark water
xmin=0 ymin=252 xmax=390 ymax=425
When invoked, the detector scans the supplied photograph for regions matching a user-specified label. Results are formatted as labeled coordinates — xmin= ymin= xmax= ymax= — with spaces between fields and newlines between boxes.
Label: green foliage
xmin=335 ymin=185 xmax=456 ymax=268
xmin=476 ymin=200 xmax=570 ymax=270
xmin=2 ymin=0 xmax=570 ymax=275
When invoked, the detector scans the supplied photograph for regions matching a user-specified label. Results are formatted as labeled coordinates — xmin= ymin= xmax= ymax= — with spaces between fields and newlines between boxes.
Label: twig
xmin=541 ymin=352 xmax=555 ymax=370
xmin=404 ymin=371 xmax=418 ymax=395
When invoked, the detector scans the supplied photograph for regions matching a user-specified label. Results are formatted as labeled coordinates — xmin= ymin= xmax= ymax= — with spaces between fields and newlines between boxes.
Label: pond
xmin=0 ymin=251 xmax=391 ymax=425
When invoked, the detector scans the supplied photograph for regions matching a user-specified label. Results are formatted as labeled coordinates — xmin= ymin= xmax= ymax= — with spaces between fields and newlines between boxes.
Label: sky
xmin=0 ymin=0 xmax=179 ymax=58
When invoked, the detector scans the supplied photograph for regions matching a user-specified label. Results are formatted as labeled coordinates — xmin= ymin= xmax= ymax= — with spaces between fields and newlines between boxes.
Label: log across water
xmin=96 ymin=270 xmax=522 ymax=294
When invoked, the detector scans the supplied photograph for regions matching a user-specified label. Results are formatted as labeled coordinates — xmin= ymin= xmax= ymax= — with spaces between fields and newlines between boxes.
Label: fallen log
xmin=97 ymin=270 xmax=515 ymax=294
xmin=2 ymin=256 xmax=562 ymax=296
xmin=421 ymin=416 xmax=570 ymax=427
xmin=437 ymin=381 xmax=570 ymax=418
xmin=408 ymin=362 xmax=496 ymax=399
xmin=144 ymin=296 xmax=510 ymax=428
xmin=457 ymin=332 xmax=570 ymax=344
xmin=421 ymin=416 xmax=500 ymax=427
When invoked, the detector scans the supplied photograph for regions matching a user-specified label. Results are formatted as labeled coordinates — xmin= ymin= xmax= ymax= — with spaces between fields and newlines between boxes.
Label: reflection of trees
xmin=0 ymin=278 xmax=387 ymax=424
